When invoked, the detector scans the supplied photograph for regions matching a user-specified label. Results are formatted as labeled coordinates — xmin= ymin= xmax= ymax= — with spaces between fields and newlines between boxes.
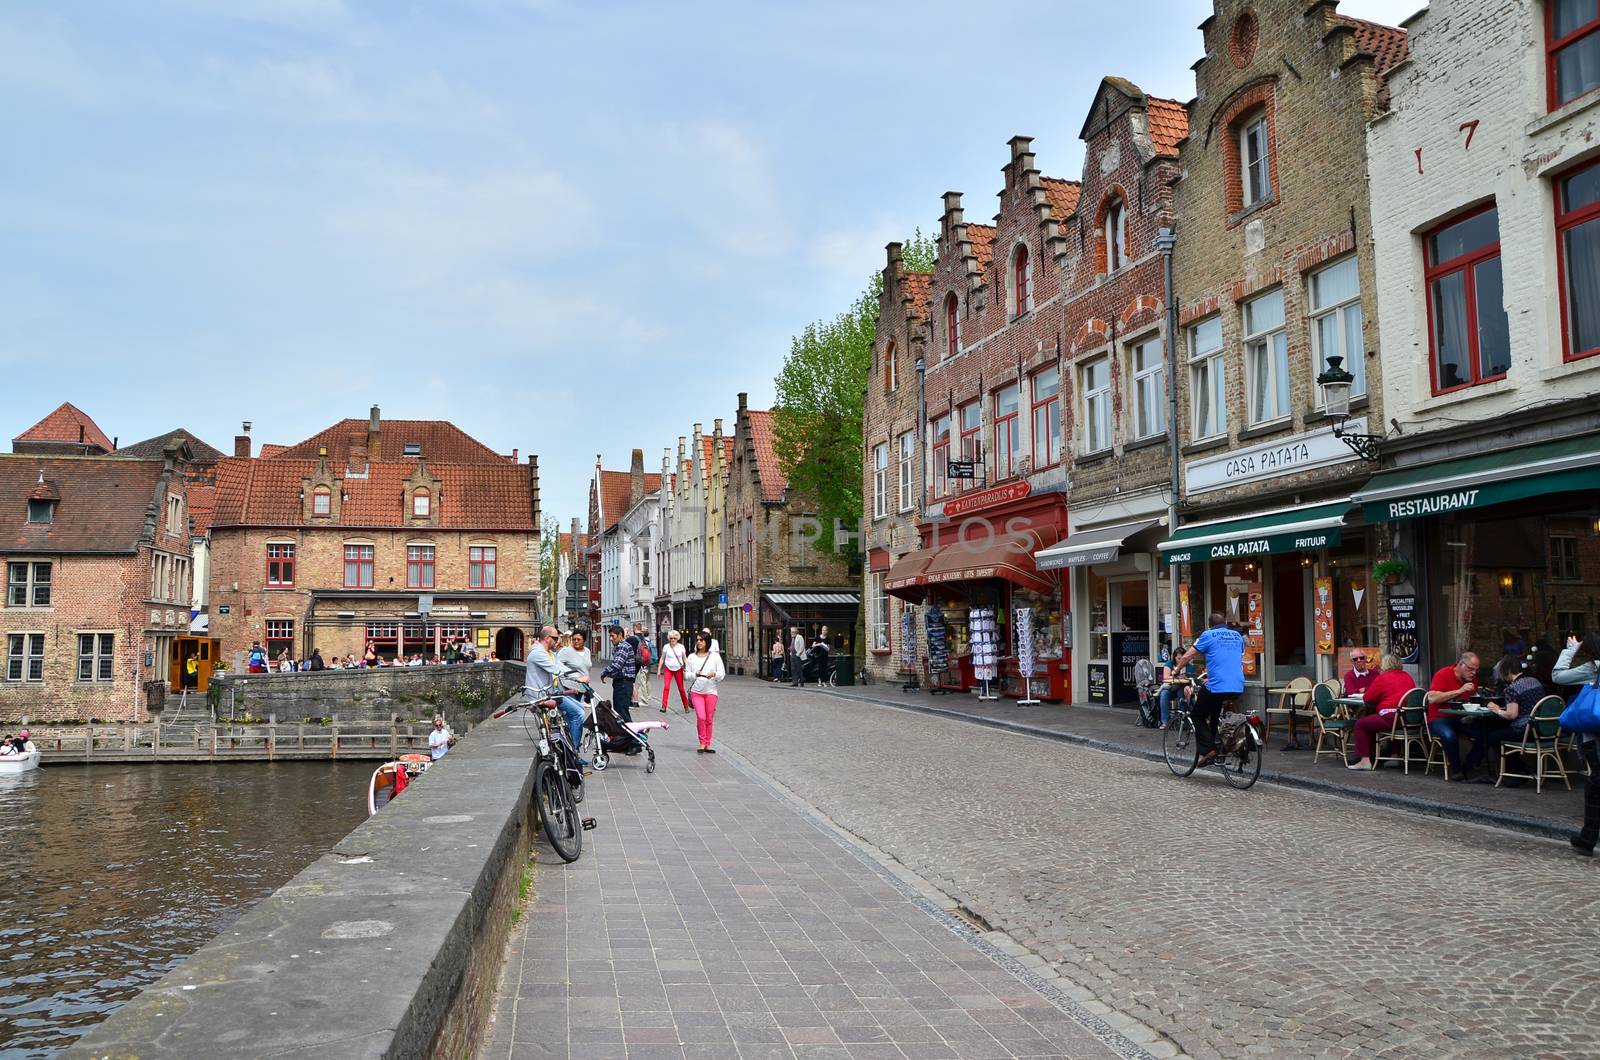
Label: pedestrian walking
xmin=789 ymin=627 xmax=805 ymax=688
xmin=601 ymin=624 xmax=639 ymax=724
xmin=811 ymin=627 xmax=831 ymax=687
xmin=657 ymin=629 xmax=689 ymax=713
xmin=769 ymin=635 xmax=786 ymax=682
xmin=633 ymin=622 xmax=652 ymax=710
xmin=686 ymin=631 xmax=725 ymax=753
xmin=1553 ymin=633 xmax=1600 ymax=856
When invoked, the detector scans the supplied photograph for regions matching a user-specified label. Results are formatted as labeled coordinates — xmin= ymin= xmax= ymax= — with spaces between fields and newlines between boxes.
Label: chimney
xmin=234 ymin=420 xmax=252 ymax=459
xmin=712 ymin=418 xmax=724 ymax=469
xmin=737 ymin=392 xmax=748 ymax=412
xmin=367 ymin=405 xmax=381 ymax=463
xmin=629 ymin=448 xmax=645 ymax=507
xmin=570 ymin=516 xmax=580 ymax=560
xmin=528 ymin=453 xmax=540 ymax=526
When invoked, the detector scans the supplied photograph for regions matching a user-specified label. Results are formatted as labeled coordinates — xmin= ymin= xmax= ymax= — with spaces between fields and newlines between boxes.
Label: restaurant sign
xmin=939 ymin=481 xmax=1031 ymax=519
xmin=1186 ymin=420 xmax=1364 ymax=495
xmin=1162 ymin=527 xmax=1341 ymax=565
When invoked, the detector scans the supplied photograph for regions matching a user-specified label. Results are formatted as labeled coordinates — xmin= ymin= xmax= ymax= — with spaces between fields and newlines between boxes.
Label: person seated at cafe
xmin=1346 ymin=654 xmax=1416 ymax=770
xmin=1157 ymin=641 xmax=1193 ymax=729
xmin=1465 ymin=655 xmax=1547 ymax=784
xmin=1342 ymin=651 xmax=1378 ymax=697
xmin=1426 ymin=651 xmax=1481 ymax=781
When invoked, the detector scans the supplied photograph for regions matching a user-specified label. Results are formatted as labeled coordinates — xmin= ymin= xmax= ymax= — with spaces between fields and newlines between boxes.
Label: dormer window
xmin=412 ymin=489 xmax=431 ymax=517
xmin=312 ymin=487 xmax=331 ymax=516
xmin=1103 ymin=197 xmax=1127 ymax=273
xmin=26 ymin=499 xmax=54 ymax=524
xmin=403 ymin=442 xmax=422 ymax=457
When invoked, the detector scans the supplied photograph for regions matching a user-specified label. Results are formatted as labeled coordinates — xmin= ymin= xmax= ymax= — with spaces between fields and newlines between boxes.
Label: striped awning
xmin=765 ymin=592 xmax=860 ymax=605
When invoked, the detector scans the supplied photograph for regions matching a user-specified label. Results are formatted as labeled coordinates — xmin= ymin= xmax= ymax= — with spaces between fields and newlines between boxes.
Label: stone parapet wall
xmin=210 ymin=660 xmax=525 ymax=730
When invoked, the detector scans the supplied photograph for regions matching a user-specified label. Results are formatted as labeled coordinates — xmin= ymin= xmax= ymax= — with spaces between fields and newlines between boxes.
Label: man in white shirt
xmin=428 ymin=716 xmax=455 ymax=761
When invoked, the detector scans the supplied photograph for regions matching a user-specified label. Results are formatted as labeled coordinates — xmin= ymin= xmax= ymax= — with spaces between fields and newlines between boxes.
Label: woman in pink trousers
xmin=686 ymin=631 xmax=726 ymax=753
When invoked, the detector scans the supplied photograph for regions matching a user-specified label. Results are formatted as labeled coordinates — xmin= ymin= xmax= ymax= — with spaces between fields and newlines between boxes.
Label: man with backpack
xmin=247 ymin=641 xmax=267 ymax=674
xmin=632 ymin=622 xmax=652 ymax=711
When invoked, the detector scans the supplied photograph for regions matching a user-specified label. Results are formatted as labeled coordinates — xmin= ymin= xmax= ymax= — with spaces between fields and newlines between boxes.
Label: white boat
xmin=0 ymin=751 xmax=40 ymax=775
xmin=367 ymin=754 xmax=430 ymax=815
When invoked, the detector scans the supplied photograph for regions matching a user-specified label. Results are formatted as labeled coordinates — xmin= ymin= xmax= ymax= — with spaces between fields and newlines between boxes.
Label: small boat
xmin=0 ymin=751 xmax=40 ymax=775
xmin=367 ymin=753 xmax=431 ymax=815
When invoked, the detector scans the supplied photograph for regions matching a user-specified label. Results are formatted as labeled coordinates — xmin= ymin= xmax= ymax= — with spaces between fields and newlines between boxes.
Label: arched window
xmin=944 ymin=293 xmax=959 ymax=359
xmin=1103 ymin=197 xmax=1127 ymax=273
xmin=412 ymin=488 xmax=430 ymax=517
xmin=884 ymin=341 xmax=898 ymax=391
xmin=1013 ymin=244 xmax=1032 ymax=316
xmin=312 ymin=487 xmax=331 ymax=516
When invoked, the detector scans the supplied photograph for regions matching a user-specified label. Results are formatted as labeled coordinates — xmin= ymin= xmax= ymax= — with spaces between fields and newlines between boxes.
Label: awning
xmin=885 ymin=550 xmax=936 ymax=600
xmin=765 ymin=592 xmax=859 ymax=605
xmin=1158 ymin=501 xmax=1348 ymax=564
xmin=922 ymin=528 xmax=1058 ymax=594
xmin=1352 ymin=433 xmax=1600 ymax=522
xmin=1035 ymin=519 xmax=1160 ymax=571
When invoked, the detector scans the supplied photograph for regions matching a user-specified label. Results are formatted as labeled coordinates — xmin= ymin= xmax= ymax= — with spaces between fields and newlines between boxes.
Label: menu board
xmin=1178 ymin=584 xmax=1192 ymax=640
xmin=1314 ymin=576 xmax=1334 ymax=656
xmin=1087 ymin=663 xmax=1110 ymax=702
xmin=1388 ymin=594 xmax=1420 ymax=663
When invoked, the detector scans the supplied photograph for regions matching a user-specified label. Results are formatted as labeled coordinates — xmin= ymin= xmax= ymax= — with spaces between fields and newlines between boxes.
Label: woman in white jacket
xmin=686 ymin=631 xmax=726 ymax=753
xmin=657 ymin=629 xmax=689 ymax=714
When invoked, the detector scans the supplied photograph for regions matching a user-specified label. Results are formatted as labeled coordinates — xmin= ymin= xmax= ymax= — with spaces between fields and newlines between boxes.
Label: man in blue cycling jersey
xmin=1174 ymin=611 xmax=1246 ymax=767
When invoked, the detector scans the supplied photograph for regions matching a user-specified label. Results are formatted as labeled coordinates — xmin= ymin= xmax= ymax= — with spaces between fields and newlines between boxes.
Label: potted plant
xmin=1373 ymin=557 xmax=1410 ymax=585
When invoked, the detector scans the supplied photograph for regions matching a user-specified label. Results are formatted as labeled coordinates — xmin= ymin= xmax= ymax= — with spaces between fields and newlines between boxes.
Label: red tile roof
xmin=272 ymin=419 xmax=509 ymax=465
xmin=902 ymin=271 xmax=933 ymax=321
xmin=119 ymin=428 xmax=224 ymax=462
xmin=187 ymin=482 xmax=217 ymax=536
xmin=258 ymin=444 xmax=287 ymax=458
xmin=967 ymin=224 xmax=996 ymax=271
xmin=1146 ymin=96 xmax=1190 ymax=157
xmin=744 ymin=409 xmax=787 ymax=502
xmin=559 ymin=532 xmax=573 ymax=555
xmin=596 ymin=469 xmax=664 ymax=532
xmin=1040 ymin=177 xmax=1081 ymax=220
xmin=1336 ymin=14 xmax=1408 ymax=106
xmin=0 ymin=455 xmax=164 ymax=553
xmin=13 ymin=403 xmax=115 ymax=454
xmin=211 ymin=457 xmax=536 ymax=530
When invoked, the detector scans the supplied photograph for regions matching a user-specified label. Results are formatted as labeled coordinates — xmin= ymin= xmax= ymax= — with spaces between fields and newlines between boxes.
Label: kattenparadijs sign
xmin=1186 ymin=420 xmax=1363 ymax=495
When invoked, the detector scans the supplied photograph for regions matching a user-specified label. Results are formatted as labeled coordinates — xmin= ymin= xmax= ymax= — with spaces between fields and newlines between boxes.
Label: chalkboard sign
xmin=1388 ymin=594 xmax=1420 ymax=663
xmin=1112 ymin=632 xmax=1150 ymax=706
xmin=1087 ymin=663 xmax=1110 ymax=703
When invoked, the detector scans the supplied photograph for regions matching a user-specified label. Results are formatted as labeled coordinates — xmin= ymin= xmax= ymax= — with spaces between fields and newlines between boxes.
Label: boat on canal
xmin=0 ymin=750 xmax=40 ymax=775
xmin=367 ymin=753 xmax=430 ymax=815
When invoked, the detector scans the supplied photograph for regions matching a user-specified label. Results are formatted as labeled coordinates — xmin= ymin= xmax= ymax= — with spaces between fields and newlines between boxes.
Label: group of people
xmin=244 ymin=639 xmax=495 ymax=674
xmin=0 ymin=730 xmax=35 ymax=756
xmin=768 ymin=626 xmax=832 ymax=686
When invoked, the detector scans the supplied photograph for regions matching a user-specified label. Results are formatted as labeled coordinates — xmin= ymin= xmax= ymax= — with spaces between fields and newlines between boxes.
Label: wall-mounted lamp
xmin=1316 ymin=355 xmax=1384 ymax=461
xmin=1499 ymin=574 xmax=1514 ymax=592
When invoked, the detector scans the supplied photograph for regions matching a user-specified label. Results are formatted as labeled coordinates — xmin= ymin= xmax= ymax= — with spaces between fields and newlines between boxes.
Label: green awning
xmin=1158 ymin=501 xmax=1349 ymax=564
xmin=1352 ymin=434 xmax=1600 ymax=522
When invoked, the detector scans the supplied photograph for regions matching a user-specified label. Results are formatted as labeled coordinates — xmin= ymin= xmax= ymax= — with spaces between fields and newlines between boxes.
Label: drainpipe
xmin=1155 ymin=225 xmax=1181 ymax=648
xmin=915 ymin=356 xmax=928 ymax=514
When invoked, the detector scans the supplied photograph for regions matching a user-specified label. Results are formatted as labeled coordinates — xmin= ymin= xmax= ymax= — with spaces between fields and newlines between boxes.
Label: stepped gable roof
xmin=119 ymin=428 xmax=224 ymax=462
xmin=1146 ymin=96 xmax=1189 ymax=156
xmin=13 ymin=403 xmax=115 ymax=454
xmin=745 ymin=409 xmax=787 ymax=502
xmin=1335 ymin=14 xmax=1408 ymax=106
xmin=272 ymin=419 xmax=508 ymax=465
xmin=211 ymin=456 xmax=535 ymax=530
xmin=902 ymin=271 xmax=933 ymax=321
xmin=0 ymin=455 xmax=165 ymax=553
xmin=187 ymin=482 xmax=217 ymax=537
xmin=1040 ymin=177 xmax=1081 ymax=220
xmin=596 ymin=469 xmax=664 ymax=533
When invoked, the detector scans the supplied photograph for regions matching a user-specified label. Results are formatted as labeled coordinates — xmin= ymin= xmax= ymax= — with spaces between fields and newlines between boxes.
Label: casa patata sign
xmin=1185 ymin=420 xmax=1365 ymax=495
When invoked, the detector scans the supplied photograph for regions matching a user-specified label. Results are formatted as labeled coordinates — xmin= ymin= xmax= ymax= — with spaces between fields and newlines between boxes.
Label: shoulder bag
xmin=1559 ymin=673 xmax=1600 ymax=734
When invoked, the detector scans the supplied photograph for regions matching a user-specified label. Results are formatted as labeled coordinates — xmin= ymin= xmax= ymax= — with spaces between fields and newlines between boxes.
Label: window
xmin=151 ymin=553 xmax=168 ymax=602
xmin=1240 ymin=113 xmax=1271 ymax=207
xmin=642 ymin=546 xmax=650 ymax=587
xmin=77 ymin=633 xmax=113 ymax=683
xmin=1080 ymin=358 xmax=1112 ymax=454
xmin=1552 ymin=535 xmax=1581 ymax=581
xmin=1310 ymin=257 xmax=1366 ymax=399
xmin=1550 ymin=0 xmax=1600 ymax=109
xmin=1013 ymin=244 xmax=1032 ymax=316
xmin=1558 ymin=159 xmax=1600 ymax=361
xmin=1243 ymin=289 xmax=1290 ymax=424
xmin=1426 ymin=205 xmax=1510 ymax=393
xmin=312 ymin=487 xmax=331 ymax=516
xmin=265 ymin=619 xmax=294 ymax=659
xmin=167 ymin=493 xmax=183 ymax=535
xmin=944 ymin=293 xmax=960 ymax=359
xmin=1104 ymin=197 xmax=1127 ymax=272
xmin=958 ymin=403 xmax=981 ymax=489
xmin=407 ymin=544 xmax=435 ymax=589
xmin=931 ymin=414 xmax=952 ymax=499
xmin=869 ymin=572 xmax=889 ymax=652
xmin=897 ymin=432 xmax=914 ymax=511
xmin=412 ymin=489 xmax=430 ymax=518
xmin=344 ymin=544 xmax=375 ymax=588
xmin=884 ymin=342 xmax=898 ymax=391
xmin=266 ymin=542 xmax=296 ymax=587
xmin=993 ymin=383 xmax=1020 ymax=479
xmin=872 ymin=443 xmax=889 ymax=519
xmin=26 ymin=499 xmax=52 ymax=524
xmin=469 ymin=545 xmax=497 ymax=588
xmin=6 ymin=562 xmax=50 ymax=607
xmin=5 ymin=633 xmax=43 ymax=682
xmin=1131 ymin=337 xmax=1166 ymax=440
xmin=1030 ymin=366 xmax=1061 ymax=469
xmin=1188 ymin=316 xmax=1227 ymax=440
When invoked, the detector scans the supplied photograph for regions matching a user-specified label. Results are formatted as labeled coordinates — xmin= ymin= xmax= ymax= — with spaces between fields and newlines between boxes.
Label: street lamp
xmin=1315 ymin=355 xmax=1383 ymax=461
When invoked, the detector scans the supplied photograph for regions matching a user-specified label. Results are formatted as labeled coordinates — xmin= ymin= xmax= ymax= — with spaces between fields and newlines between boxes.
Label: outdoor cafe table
xmin=1336 ymin=695 xmax=1368 ymax=718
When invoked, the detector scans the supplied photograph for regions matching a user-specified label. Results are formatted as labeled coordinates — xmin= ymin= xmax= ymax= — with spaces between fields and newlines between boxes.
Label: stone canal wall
xmin=210 ymin=659 xmax=526 ymax=730
xmin=68 ymin=703 xmax=540 ymax=1059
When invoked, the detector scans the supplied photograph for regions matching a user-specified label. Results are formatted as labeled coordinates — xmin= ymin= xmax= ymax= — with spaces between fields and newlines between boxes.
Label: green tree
xmin=537 ymin=515 xmax=562 ymax=622
xmin=772 ymin=228 xmax=937 ymax=556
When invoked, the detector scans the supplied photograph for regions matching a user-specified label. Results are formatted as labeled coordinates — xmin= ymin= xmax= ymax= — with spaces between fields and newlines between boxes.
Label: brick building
xmin=1160 ymin=1 xmax=1406 ymax=710
xmin=727 ymin=393 xmax=855 ymax=678
xmin=2 ymin=427 xmax=194 ymax=722
xmin=586 ymin=452 xmax=661 ymax=652
xmin=1359 ymin=0 xmax=1600 ymax=679
xmin=208 ymin=407 xmax=541 ymax=667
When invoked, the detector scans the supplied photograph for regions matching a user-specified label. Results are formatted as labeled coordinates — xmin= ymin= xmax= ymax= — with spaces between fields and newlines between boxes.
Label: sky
xmin=0 ymin=0 xmax=1423 ymax=527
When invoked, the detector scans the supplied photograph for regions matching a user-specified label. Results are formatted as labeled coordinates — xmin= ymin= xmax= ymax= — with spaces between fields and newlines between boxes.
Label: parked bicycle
xmin=1162 ymin=676 xmax=1265 ymax=790
xmin=492 ymin=688 xmax=595 ymax=862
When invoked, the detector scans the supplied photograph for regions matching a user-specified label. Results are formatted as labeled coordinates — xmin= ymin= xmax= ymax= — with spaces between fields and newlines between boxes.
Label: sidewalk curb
xmin=795 ymin=682 xmax=1572 ymax=843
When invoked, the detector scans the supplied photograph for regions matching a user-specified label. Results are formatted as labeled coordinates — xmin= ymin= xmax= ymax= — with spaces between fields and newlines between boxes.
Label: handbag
xmin=1558 ymin=675 xmax=1600 ymax=734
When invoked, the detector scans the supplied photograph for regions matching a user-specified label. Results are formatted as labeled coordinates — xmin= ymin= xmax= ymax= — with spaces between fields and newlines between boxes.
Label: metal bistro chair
xmin=1498 ymin=696 xmax=1572 ymax=794
xmin=1264 ymin=676 xmax=1315 ymax=743
xmin=1373 ymin=688 xmax=1430 ymax=774
xmin=1310 ymin=682 xmax=1352 ymax=765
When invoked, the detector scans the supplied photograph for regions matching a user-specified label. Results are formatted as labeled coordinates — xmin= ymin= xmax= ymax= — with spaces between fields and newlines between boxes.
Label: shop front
xmin=758 ymin=590 xmax=860 ymax=681
xmin=1352 ymin=433 xmax=1600 ymax=682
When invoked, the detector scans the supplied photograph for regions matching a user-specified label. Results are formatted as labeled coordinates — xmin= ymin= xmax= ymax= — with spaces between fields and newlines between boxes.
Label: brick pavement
xmin=699 ymin=676 xmax=1600 ymax=1060
xmin=483 ymin=705 xmax=1157 ymax=1060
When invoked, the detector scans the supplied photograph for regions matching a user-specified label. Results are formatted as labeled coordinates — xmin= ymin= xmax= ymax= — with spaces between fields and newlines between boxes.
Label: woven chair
xmin=1498 ymin=696 xmax=1572 ymax=794
xmin=1264 ymin=676 xmax=1315 ymax=742
xmin=1373 ymin=688 xmax=1429 ymax=774
xmin=1310 ymin=682 xmax=1352 ymax=764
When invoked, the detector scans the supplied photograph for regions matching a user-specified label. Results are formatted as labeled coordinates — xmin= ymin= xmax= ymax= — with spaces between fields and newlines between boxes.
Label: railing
xmin=36 ymin=716 xmax=437 ymax=761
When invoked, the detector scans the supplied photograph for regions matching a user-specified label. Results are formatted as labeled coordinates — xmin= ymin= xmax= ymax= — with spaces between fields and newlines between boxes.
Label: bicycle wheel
xmin=1220 ymin=732 xmax=1263 ymax=790
xmin=1164 ymin=713 xmax=1198 ymax=777
xmin=534 ymin=759 xmax=583 ymax=862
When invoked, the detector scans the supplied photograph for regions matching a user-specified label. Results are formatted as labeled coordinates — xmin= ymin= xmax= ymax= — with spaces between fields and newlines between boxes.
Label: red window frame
xmin=407 ymin=544 xmax=435 ymax=589
xmin=1423 ymin=203 xmax=1506 ymax=395
xmin=469 ymin=545 xmax=497 ymax=588
xmin=1548 ymin=1 xmax=1600 ymax=110
xmin=1556 ymin=157 xmax=1600 ymax=362
xmin=931 ymin=414 xmax=952 ymax=499
xmin=992 ymin=384 xmax=1020 ymax=481
xmin=312 ymin=488 xmax=331 ymax=516
xmin=944 ymin=293 xmax=959 ymax=359
xmin=265 ymin=619 xmax=294 ymax=659
xmin=343 ymin=544 xmax=374 ymax=588
xmin=266 ymin=542 xmax=296 ymax=587
xmin=884 ymin=341 xmax=897 ymax=391
xmin=1030 ymin=366 xmax=1061 ymax=470
xmin=958 ymin=402 xmax=981 ymax=491
xmin=1013 ymin=244 xmax=1031 ymax=316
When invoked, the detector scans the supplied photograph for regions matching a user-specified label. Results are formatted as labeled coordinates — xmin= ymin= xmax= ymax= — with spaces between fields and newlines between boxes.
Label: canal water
xmin=0 ymin=761 xmax=368 ymax=1057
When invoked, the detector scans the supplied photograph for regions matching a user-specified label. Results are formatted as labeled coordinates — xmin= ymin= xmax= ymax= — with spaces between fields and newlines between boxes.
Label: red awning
xmin=884 ymin=550 xmax=935 ymax=600
xmin=920 ymin=528 xmax=1058 ymax=594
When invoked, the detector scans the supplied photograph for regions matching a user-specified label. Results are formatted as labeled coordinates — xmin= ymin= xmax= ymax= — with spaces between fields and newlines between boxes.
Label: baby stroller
xmin=1133 ymin=657 xmax=1161 ymax=728
xmin=587 ymin=697 xmax=666 ymax=773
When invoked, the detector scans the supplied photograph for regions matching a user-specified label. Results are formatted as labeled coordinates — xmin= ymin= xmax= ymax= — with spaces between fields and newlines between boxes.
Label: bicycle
xmin=492 ymin=689 xmax=595 ymax=862
xmin=1162 ymin=678 xmax=1264 ymax=790
xmin=801 ymin=652 xmax=838 ymax=688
